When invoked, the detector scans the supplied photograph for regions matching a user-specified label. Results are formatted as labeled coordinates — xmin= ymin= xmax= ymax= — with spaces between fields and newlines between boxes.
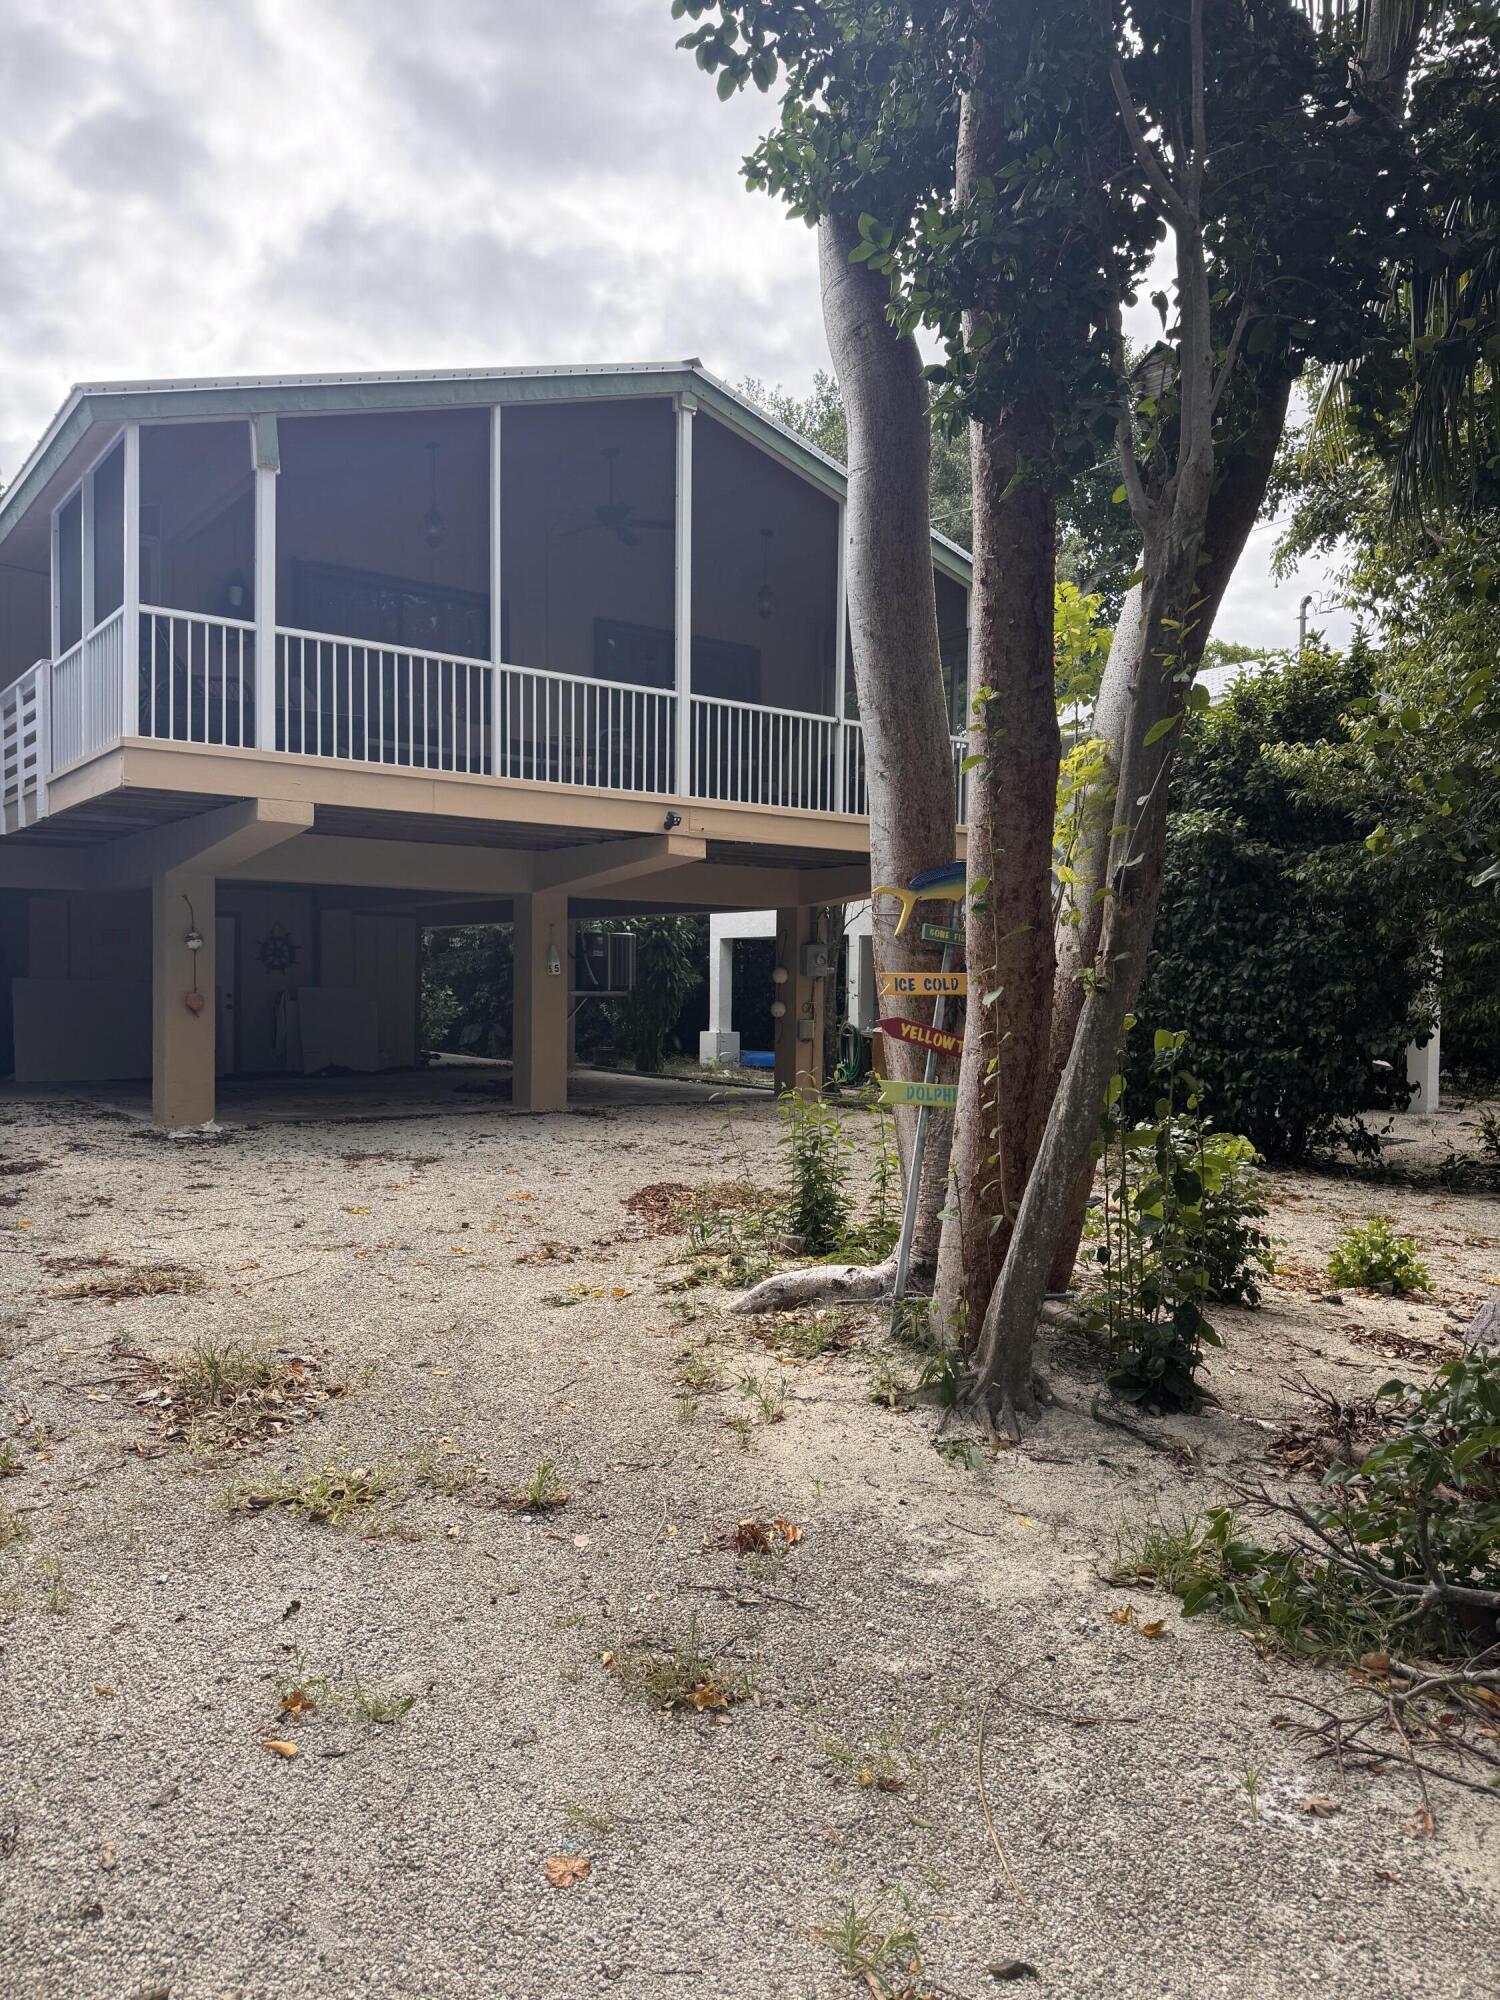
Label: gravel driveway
xmin=1 ymin=1085 xmax=1496 ymax=1999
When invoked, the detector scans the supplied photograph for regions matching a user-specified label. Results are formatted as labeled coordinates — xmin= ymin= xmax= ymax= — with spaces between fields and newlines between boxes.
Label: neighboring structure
xmin=0 ymin=362 xmax=970 ymax=1124
xmin=701 ymin=902 xmax=875 ymax=1067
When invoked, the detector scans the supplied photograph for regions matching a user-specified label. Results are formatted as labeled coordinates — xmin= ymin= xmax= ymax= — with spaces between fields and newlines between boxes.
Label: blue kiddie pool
xmin=740 ymin=1050 xmax=774 ymax=1069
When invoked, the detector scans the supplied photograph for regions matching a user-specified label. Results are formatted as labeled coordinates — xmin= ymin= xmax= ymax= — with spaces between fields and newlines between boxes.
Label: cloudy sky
xmin=0 ymin=0 xmax=1346 ymax=651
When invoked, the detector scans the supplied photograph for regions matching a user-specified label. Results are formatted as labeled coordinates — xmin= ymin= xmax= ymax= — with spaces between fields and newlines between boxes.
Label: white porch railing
xmin=277 ymin=628 xmax=491 ymax=772
xmin=497 ymin=664 xmax=675 ymax=794
xmin=842 ymin=720 xmax=970 ymax=824
xmin=691 ymin=695 xmax=838 ymax=814
xmin=0 ymin=660 xmax=49 ymax=832
xmin=140 ymin=607 xmax=257 ymax=747
xmin=3 ymin=607 xmax=976 ymax=834
xmin=49 ymin=606 xmax=125 ymax=771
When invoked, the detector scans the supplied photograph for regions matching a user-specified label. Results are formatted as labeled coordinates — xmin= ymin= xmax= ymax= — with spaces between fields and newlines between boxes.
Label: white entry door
xmin=215 ymin=915 xmax=237 ymax=1075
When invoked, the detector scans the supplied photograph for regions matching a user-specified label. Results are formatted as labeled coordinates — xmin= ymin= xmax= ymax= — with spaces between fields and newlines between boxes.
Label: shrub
xmin=1122 ymin=1351 xmax=1500 ymax=1660
xmin=1128 ymin=647 xmax=1431 ymax=1158
xmin=778 ymin=1090 xmax=854 ymax=1256
xmin=1328 ymin=1216 xmax=1431 ymax=1295
xmin=1087 ymin=1032 xmax=1271 ymax=1411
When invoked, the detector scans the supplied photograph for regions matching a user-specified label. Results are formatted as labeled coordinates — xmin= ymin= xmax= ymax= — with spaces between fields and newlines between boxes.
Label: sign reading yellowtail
xmin=878 ymin=1078 xmax=960 ymax=1110
xmin=877 ymin=969 xmax=968 ymax=999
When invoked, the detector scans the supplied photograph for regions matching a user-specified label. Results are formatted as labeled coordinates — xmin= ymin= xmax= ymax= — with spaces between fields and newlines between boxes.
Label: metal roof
xmin=0 ymin=358 xmax=972 ymax=581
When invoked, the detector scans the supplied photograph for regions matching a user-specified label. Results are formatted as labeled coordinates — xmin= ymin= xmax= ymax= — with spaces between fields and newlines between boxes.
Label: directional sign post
xmin=885 ymin=952 xmax=965 ymax=1302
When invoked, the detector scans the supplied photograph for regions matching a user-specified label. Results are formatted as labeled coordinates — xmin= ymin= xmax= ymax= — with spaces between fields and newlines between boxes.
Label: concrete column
xmin=699 ymin=917 xmax=740 ymax=1065
xmin=152 ymin=868 xmax=217 ymax=1128
xmin=773 ymin=905 xmax=825 ymax=1098
xmin=1406 ymin=1028 xmax=1440 ymax=1113
xmin=512 ymin=889 xmax=569 ymax=1111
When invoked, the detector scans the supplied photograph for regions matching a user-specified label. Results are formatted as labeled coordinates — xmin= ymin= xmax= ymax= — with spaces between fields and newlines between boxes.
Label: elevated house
xmin=0 ymin=362 xmax=970 ymax=1124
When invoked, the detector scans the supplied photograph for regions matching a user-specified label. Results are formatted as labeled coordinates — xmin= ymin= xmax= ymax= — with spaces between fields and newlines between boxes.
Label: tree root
xmin=728 ymin=1257 xmax=899 ymax=1317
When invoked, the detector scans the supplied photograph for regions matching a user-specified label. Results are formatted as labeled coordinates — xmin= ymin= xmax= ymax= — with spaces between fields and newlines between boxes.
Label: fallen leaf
xmin=1374 ymin=1868 xmax=1403 ymax=1884
xmin=988 ymin=1964 xmax=1040 ymax=1983
xmin=1108 ymin=1605 xmax=1137 ymax=1628
xmin=770 ymin=1519 xmax=803 ymax=1546
xmin=543 ymin=1854 xmax=591 ymax=1887
xmin=572 ymin=1533 xmax=591 ymax=1549
xmin=93 ymin=1685 xmax=115 ymax=1698
xmin=262 ymin=1739 xmax=299 ymax=1759
xmin=1138 ymin=1618 xmax=1167 ymax=1640
xmin=1359 ymin=1651 xmax=1392 ymax=1676
xmin=1403 ymin=1808 xmax=1437 ymax=1840
xmin=508 ymin=1192 xmax=535 ymax=1203
xmin=1301 ymin=1796 xmax=1342 ymax=1817
xmin=344 ymin=1207 xmax=370 ymax=1215
xmin=99 ymin=1843 xmax=117 ymax=1872
xmin=686 ymin=1682 xmax=729 ymax=1712
xmin=280 ymin=1691 xmax=317 ymax=1717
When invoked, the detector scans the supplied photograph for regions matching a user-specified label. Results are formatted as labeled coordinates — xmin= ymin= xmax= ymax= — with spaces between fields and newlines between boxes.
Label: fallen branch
xmin=728 ymin=1256 xmax=897 ymax=1316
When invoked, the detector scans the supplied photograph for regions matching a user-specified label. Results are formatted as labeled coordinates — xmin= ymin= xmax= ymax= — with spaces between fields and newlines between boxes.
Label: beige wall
xmin=8 ymin=886 xmax=416 ymax=1083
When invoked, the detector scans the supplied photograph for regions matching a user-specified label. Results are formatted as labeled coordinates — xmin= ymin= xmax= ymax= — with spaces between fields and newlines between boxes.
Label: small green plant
xmin=412 ymin=1447 xmax=483 ymax=1497
xmin=813 ymin=1898 xmax=924 ymax=1989
xmin=0 ymin=1503 xmax=29 ymax=1549
xmin=934 ymin=1437 xmax=987 ymax=1473
xmin=224 ymin=1459 xmax=393 ymax=1527
xmin=1328 ymin=1216 xmax=1432 ymax=1295
xmin=604 ymin=1617 xmax=753 ymax=1713
xmin=350 ymin=1680 xmax=417 ymax=1725
xmin=820 ymin=1723 xmax=913 ymax=1795
xmin=778 ymin=1089 xmax=854 ymax=1256
xmin=867 ymin=1357 xmax=913 ymax=1411
xmin=675 ymin=1344 xmax=722 ymax=1394
xmin=518 ymin=1458 xmax=569 ymax=1510
xmin=1477 ymin=1107 xmax=1500 ymax=1162
xmin=724 ymin=1412 xmax=759 ymax=1451
xmin=736 ymin=1369 xmax=787 ymax=1424
xmin=0 ymin=1441 xmax=24 ymax=1479
xmin=38 ymin=1554 xmax=73 ymax=1614
xmin=1240 ymin=1763 xmax=1263 ymax=1824
xmin=757 ymin=1311 xmax=850 ymax=1362
xmin=561 ymin=1795 xmax=620 ymax=1836
xmin=848 ymin=1106 xmax=901 ymax=1261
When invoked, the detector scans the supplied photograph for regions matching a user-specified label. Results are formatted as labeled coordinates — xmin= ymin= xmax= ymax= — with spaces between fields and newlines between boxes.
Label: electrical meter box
xmin=575 ymin=929 xmax=637 ymax=998
xmin=800 ymin=940 xmax=832 ymax=979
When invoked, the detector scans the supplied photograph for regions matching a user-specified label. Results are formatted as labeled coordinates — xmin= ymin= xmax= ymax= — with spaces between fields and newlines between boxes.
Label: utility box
xmin=800 ymin=939 xmax=831 ymax=979
xmin=575 ymin=929 xmax=637 ymax=998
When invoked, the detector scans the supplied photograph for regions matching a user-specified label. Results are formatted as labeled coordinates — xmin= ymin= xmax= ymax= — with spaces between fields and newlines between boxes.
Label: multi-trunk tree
xmin=679 ymin=0 xmax=1442 ymax=1432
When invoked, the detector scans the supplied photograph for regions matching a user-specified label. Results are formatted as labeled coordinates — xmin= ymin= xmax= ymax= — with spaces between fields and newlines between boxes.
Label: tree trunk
xmin=1041 ymin=366 xmax=1293 ymax=1292
xmin=935 ymin=394 xmax=1061 ymax=1344
xmin=819 ymin=212 xmax=958 ymax=1282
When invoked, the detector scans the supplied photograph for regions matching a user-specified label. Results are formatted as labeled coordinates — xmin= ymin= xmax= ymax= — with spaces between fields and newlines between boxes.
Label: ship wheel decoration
xmin=256 ymin=922 xmax=301 ymax=975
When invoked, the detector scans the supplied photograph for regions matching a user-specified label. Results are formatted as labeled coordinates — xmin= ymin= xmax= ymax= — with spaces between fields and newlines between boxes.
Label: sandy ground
xmin=0 ymin=1081 xmax=1496 ymax=2000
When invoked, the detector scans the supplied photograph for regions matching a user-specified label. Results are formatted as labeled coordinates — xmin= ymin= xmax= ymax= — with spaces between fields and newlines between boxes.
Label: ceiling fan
xmin=558 ymin=446 xmax=673 ymax=547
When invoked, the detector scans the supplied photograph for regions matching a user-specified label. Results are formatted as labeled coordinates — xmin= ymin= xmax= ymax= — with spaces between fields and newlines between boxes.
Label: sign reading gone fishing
xmin=877 ymin=969 xmax=968 ymax=999
xmin=879 ymin=1015 xmax=963 ymax=1059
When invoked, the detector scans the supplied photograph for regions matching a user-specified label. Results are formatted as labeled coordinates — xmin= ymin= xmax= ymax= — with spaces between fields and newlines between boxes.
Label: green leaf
xmin=1143 ymin=715 xmax=1179 ymax=747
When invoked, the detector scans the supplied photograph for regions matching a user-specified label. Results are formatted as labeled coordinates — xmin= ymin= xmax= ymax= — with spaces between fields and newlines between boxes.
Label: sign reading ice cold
xmin=877 ymin=969 xmax=968 ymax=999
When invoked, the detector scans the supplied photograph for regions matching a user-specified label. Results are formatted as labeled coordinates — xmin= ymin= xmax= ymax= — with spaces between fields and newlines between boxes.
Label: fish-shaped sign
xmin=880 ymin=1016 xmax=963 ymax=1059
xmin=877 ymin=970 xmax=967 ymax=998
xmin=873 ymin=862 xmax=966 ymax=937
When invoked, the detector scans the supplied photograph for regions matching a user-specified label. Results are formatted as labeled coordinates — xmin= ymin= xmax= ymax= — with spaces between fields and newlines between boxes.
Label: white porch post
xmin=122 ymin=423 xmax=140 ymax=737
xmin=489 ymin=402 xmax=504 ymax=780
xmin=80 ymin=468 xmax=96 ymax=635
xmin=48 ymin=507 xmax=61 ymax=660
xmin=673 ymin=395 xmax=695 ymax=798
xmin=252 ymin=414 xmax=279 ymax=752
xmin=833 ymin=498 xmax=849 ymax=813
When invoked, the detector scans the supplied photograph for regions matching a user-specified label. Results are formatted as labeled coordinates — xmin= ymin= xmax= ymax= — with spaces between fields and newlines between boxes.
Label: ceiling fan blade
xmin=618 ymin=528 xmax=641 ymax=547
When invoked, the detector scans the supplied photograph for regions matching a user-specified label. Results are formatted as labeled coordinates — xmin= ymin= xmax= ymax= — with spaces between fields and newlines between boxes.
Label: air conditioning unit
xmin=575 ymin=929 xmax=637 ymax=998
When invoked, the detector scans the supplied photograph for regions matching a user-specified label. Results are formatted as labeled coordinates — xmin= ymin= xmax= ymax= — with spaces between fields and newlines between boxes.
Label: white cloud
xmin=0 ymin=0 xmax=1342 ymax=650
